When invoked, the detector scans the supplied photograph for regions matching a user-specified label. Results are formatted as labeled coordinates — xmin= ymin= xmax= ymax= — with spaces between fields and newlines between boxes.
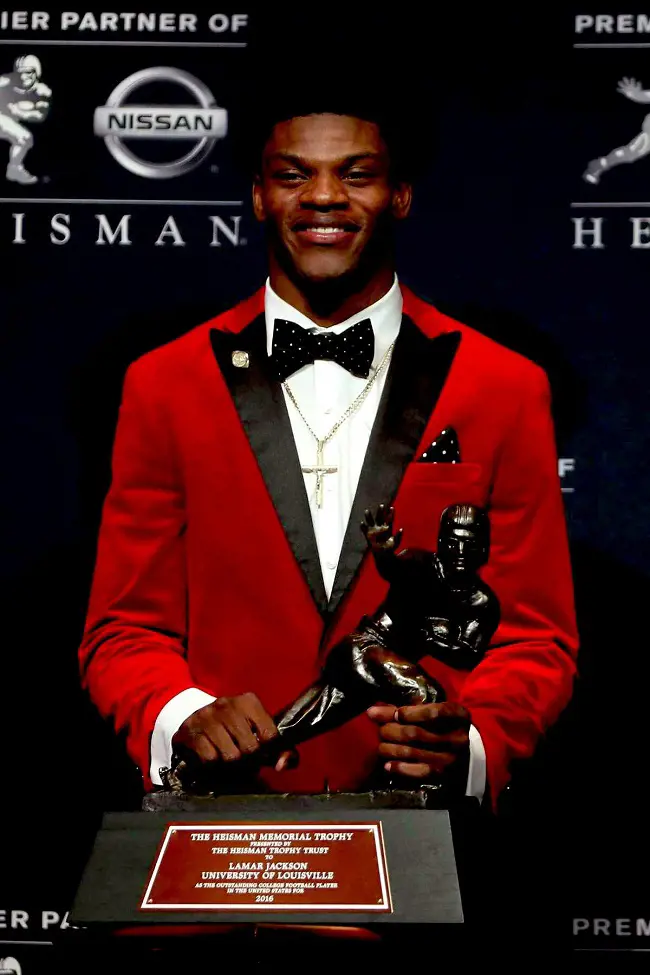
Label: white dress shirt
xmin=150 ymin=277 xmax=486 ymax=801
xmin=271 ymin=277 xmax=401 ymax=596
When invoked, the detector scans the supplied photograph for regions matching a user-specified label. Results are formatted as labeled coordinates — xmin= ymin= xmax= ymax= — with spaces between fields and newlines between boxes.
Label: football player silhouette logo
xmin=584 ymin=77 xmax=650 ymax=185
xmin=0 ymin=55 xmax=51 ymax=185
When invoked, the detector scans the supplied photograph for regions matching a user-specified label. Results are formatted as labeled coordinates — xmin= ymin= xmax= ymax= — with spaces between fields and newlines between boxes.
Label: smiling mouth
xmin=292 ymin=222 xmax=360 ymax=244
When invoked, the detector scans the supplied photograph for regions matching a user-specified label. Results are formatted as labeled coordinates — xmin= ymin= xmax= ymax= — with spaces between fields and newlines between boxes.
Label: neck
xmin=269 ymin=260 xmax=395 ymax=328
xmin=448 ymin=574 xmax=475 ymax=592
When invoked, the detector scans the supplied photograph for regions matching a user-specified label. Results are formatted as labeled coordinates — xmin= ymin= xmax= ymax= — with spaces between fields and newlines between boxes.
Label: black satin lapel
xmin=327 ymin=318 xmax=462 ymax=616
xmin=210 ymin=315 xmax=328 ymax=616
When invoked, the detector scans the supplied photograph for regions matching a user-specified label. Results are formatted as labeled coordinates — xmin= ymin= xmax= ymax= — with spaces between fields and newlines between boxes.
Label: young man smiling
xmin=79 ymin=89 xmax=578 ymax=809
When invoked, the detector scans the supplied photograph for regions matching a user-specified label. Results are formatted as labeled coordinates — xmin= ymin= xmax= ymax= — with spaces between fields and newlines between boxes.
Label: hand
xmin=172 ymin=692 xmax=296 ymax=774
xmin=361 ymin=504 xmax=403 ymax=552
xmin=618 ymin=77 xmax=645 ymax=100
xmin=367 ymin=702 xmax=470 ymax=783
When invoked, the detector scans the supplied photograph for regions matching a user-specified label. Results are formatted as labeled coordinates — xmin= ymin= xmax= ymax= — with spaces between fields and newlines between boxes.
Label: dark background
xmin=0 ymin=5 xmax=648 ymax=961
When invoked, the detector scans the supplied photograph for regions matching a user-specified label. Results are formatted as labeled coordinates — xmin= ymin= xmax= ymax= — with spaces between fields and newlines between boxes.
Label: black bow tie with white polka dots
xmin=271 ymin=318 xmax=375 ymax=381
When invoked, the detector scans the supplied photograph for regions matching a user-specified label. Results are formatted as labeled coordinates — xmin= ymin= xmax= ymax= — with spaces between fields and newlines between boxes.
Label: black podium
xmin=65 ymin=790 xmax=483 ymax=971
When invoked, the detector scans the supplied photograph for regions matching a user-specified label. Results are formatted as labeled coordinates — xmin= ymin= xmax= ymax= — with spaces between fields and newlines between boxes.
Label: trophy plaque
xmin=141 ymin=821 xmax=391 ymax=912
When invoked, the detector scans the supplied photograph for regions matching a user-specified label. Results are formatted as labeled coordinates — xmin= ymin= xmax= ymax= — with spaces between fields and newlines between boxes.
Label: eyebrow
xmin=266 ymin=152 xmax=382 ymax=167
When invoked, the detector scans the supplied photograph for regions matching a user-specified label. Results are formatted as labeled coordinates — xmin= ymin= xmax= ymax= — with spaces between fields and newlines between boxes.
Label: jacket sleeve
xmin=458 ymin=365 xmax=579 ymax=806
xmin=79 ymin=361 xmax=199 ymax=786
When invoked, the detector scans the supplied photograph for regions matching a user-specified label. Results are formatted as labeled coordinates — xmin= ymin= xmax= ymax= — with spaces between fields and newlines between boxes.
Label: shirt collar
xmin=264 ymin=275 xmax=403 ymax=371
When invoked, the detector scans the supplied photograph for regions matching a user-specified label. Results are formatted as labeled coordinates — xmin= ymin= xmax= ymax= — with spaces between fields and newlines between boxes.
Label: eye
xmin=274 ymin=171 xmax=307 ymax=183
xmin=345 ymin=170 xmax=374 ymax=181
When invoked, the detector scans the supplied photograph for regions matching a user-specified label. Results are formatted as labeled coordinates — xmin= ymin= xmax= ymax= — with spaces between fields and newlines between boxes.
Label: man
xmin=79 ymin=90 xmax=578 ymax=809
xmin=0 ymin=55 xmax=51 ymax=185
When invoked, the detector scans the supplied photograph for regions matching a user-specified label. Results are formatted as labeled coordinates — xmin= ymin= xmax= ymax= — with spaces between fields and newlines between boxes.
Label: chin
xmin=295 ymin=255 xmax=360 ymax=285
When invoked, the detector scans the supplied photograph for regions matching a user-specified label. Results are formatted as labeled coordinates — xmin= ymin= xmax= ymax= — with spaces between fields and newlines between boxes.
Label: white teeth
xmin=303 ymin=226 xmax=345 ymax=233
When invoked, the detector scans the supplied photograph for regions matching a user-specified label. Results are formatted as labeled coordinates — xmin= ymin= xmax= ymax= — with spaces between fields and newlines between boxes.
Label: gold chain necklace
xmin=283 ymin=341 xmax=395 ymax=508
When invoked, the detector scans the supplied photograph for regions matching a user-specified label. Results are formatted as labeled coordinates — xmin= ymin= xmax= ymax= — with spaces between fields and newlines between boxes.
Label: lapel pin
xmin=232 ymin=350 xmax=249 ymax=368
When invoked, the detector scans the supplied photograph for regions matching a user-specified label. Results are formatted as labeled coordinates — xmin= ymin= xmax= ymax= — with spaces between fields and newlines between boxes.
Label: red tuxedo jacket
xmin=79 ymin=285 xmax=578 ymax=802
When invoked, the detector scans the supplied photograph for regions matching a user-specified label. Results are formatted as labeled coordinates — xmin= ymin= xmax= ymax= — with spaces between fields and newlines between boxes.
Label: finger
xmin=378 ymin=740 xmax=464 ymax=764
xmin=177 ymin=730 xmax=219 ymax=765
xmin=240 ymin=691 xmax=279 ymax=744
xmin=366 ymin=704 xmax=397 ymax=724
xmin=218 ymin=704 xmax=261 ymax=756
xmin=395 ymin=702 xmax=471 ymax=729
xmin=384 ymin=761 xmax=436 ymax=779
xmin=201 ymin=716 xmax=241 ymax=763
xmin=394 ymin=527 xmax=403 ymax=548
xmin=364 ymin=508 xmax=375 ymax=527
xmin=379 ymin=723 xmax=469 ymax=751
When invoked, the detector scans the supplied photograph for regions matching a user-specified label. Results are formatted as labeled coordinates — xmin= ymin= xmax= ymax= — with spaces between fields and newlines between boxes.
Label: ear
xmin=391 ymin=181 xmax=413 ymax=221
xmin=252 ymin=174 xmax=266 ymax=224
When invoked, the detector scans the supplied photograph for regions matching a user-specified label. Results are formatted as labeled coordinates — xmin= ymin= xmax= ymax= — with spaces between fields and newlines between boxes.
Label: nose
xmin=456 ymin=540 xmax=466 ymax=555
xmin=300 ymin=169 xmax=349 ymax=209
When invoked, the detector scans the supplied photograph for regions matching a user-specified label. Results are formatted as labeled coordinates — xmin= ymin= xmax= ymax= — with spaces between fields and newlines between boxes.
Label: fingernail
xmin=384 ymin=762 xmax=393 ymax=772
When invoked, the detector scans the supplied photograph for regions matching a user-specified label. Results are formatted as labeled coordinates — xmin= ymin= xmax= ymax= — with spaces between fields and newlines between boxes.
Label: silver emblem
xmin=232 ymin=350 xmax=249 ymax=368
xmin=93 ymin=66 xmax=227 ymax=180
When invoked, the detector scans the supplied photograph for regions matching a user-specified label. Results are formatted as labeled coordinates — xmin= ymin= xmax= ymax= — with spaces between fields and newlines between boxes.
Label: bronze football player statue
xmin=274 ymin=502 xmax=500 ymax=747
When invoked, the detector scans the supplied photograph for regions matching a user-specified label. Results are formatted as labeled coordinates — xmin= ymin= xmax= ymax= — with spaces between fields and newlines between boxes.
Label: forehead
xmin=264 ymin=113 xmax=386 ymax=162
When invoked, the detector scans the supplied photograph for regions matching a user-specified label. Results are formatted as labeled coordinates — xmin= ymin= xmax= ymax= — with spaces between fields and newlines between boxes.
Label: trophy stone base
xmin=141 ymin=785 xmax=450 ymax=814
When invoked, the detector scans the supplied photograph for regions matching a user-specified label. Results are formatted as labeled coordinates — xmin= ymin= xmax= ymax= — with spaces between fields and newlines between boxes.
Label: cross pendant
xmin=302 ymin=441 xmax=338 ymax=509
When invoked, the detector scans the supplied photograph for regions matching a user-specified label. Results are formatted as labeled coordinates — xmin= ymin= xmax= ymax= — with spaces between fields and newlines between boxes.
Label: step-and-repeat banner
xmin=1 ymin=7 xmax=649 ymax=964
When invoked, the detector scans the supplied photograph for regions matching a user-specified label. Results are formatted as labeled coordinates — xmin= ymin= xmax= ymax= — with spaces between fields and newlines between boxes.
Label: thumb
xmin=367 ymin=704 xmax=396 ymax=724
xmin=275 ymin=748 xmax=299 ymax=772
